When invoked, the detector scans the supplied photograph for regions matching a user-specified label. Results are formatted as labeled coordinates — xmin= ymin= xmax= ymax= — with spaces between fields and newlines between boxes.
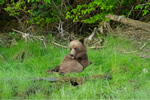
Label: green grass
xmin=0 ymin=36 xmax=150 ymax=99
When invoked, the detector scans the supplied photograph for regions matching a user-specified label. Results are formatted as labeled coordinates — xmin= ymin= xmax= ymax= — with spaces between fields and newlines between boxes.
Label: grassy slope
xmin=0 ymin=36 xmax=150 ymax=99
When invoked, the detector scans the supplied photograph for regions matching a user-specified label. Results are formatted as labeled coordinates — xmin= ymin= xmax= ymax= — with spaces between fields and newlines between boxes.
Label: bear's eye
xmin=74 ymin=48 xmax=78 ymax=51
xmin=70 ymin=48 xmax=72 ymax=50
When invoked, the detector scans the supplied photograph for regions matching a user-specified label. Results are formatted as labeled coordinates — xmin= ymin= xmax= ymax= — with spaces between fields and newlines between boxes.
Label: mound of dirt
xmin=113 ymin=26 xmax=150 ymax=41
xmin=113 ymin=26 xmax=150 ymax=59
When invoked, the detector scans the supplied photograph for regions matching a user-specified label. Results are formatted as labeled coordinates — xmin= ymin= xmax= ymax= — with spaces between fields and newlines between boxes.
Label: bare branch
xmin=12 ymin=29 xmax=31 ymax=42
xmin=51 ymin=42 xmax=67 ymax=48
xmin=88 ymin=46 xmax=105 ymax=49
xmin=12 ymin=29 xmax=47 ymax=48
xmin=105 ymin=14 xmax=150 ymax=32
xmin=12 ymin=29 xmax=105 ymax=49
xmin=86 ymin=28 xmax=97 ymax=41
xmin=123 ymin=42 xmax=147 ymax=54
xmin=51 ymin=0 xmax=65 ymax=18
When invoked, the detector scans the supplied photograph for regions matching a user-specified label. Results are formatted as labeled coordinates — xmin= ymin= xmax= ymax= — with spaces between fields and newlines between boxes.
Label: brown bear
xmin=47 ymin=37 xmax=90 ymax=74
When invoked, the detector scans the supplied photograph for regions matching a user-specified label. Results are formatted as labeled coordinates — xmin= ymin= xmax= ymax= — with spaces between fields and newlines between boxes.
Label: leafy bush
xmin=66 ymin=0 xmax=115 ymax=24
xmin=135 ymin=2 xmax=150 ymax=16
xmin=4 ymin=0 xmax=60 ymax=26
xmin=1 ymin=0 xmax=149 ymax=35
xmin=66 ymin=0 xmax=148 ymax=24
xmin=3 ymin=0 xmax=148 ymax=26
xmin=0 ymin=0 xmax=4 ymax=5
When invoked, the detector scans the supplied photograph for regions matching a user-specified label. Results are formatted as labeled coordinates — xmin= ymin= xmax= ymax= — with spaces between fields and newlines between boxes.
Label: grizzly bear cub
xmin=48 ymin=37 xmax=90 ymax=74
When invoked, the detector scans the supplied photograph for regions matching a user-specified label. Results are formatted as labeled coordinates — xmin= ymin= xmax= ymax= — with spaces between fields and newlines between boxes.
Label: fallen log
xmin=105 ymin=14 xmax=150 ymax=32
xmin=31 ymin=73 xmax=112 ymax=86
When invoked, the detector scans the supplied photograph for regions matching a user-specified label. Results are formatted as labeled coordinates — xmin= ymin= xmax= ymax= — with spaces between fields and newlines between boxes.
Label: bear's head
xmin=69 ymin=37 xmax=87 ymax=59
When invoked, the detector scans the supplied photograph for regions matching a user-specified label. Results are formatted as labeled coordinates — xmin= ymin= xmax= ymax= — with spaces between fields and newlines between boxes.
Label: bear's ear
xmin=79 ymin=38 xmax=84 ymax=44
xmin=69 ymin=36 xmax=73 ymax=42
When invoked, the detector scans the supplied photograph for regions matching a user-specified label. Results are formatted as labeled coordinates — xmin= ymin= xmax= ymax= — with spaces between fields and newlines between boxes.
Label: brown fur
xmin=76 ymin=52 xmax=89 ymax=68
xmin=59 ymin=54 xmax=83 ymax=73
xmin=47 ymin=38 xmax=90 ymax=74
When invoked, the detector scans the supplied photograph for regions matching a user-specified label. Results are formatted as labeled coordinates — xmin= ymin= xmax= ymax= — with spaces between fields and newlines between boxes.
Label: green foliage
xmin=135 ymin=2 xmax=150 ymax=16
xmin=0 ymin=0 xmax=4 ymax=5
xmin=66 ymin=0 xmax=148 ymax=24
xmin=4 ymin=0 xmax=59 ymax=26
xmin=8 ymin=32 xmax=15 ymax=38
xmin=2 ymin=0 xmax=149 ymax=27
xmin=28 ymin=0 xmax=51 ymax=4
xmin=66 ymin=0 xmax=115 ymax=24
xmin=26 ymin=1 xmax=58 ymax=25
xmin=0 ymin=36 xmax=150 ymax=99
xmin=4 ymin=1 xmax=26 ymax=16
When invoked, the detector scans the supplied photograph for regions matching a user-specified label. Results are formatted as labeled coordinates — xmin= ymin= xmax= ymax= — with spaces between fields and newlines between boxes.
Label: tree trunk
xmin=105 ymin=14 xmax=150 ymax=32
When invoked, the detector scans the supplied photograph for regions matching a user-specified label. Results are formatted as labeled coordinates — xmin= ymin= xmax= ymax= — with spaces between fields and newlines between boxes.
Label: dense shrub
xmin=0 ymin=0 xmax=149 ymax=34
xmin=66 ymin=0 xmax=149 ymax=24
xmin=1 ymin=0 xmax=61 ymax=26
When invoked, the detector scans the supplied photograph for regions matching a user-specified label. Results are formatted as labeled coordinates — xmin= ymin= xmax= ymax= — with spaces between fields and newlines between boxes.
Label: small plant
xmin=135 ymin=2 xmax=150 ymax=16
xmin=8 ymin=32 xmax=15 ymax=38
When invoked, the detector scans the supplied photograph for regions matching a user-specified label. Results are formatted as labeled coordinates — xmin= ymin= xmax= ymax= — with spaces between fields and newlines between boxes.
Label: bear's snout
xmin=70 ymin=48 xmax=76 ymax=58
xmin=70 ymin=54 xmax=74 ymax=57
xmin=70 ymin=52 xmax=76 ymax=59
xmin=70 ymin=54 xmax=75 ymax=59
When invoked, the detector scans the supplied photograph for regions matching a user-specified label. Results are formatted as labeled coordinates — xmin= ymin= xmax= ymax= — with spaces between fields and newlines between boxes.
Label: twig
xmin=127 ymin=6 xmax=133 ymax=18
xmin=0 ymin=39 xmax=4 ymax=44
xmin=123 ymin=51 xmax=137 ymax=54
xmin=86 ymin=28 xmax=97 ymax=41
xmin=12 ymin=29 xmax=47 ymax=48
xmin=15 ymin=16 xmax=25 ymax=31
xmin=139 ymin=55 xmax=150 ymax=59
xmin=139 ymin=42 xmax=147 ymax=50
xmin=12 ymin=28 xmax=68 ymax=48
xmin=88 ymin=46 xmax=105 ymax=49
xmin=51 ymin=42 xmax=67 ymax=48
xmin=51 ymin=42 xmax=105 ymax=49
xmin=51 ymin=0 xmax=65 ymax=18
xmin=12 ymin=29 xmax=26 ymax=35
xmin=57 ymin=20 xmax=64 ymax=38
xmin=12 ymin=29 xmax=31 ymax=42
xmin=12 ymin=29 xmax=105 ymax=49
xmin=123 ymin=42 xmax=147 ymax=54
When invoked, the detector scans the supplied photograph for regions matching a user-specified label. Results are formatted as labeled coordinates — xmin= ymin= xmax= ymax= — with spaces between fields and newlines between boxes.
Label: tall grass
xmin=0 ymin=36 xmax=149 ymax=99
